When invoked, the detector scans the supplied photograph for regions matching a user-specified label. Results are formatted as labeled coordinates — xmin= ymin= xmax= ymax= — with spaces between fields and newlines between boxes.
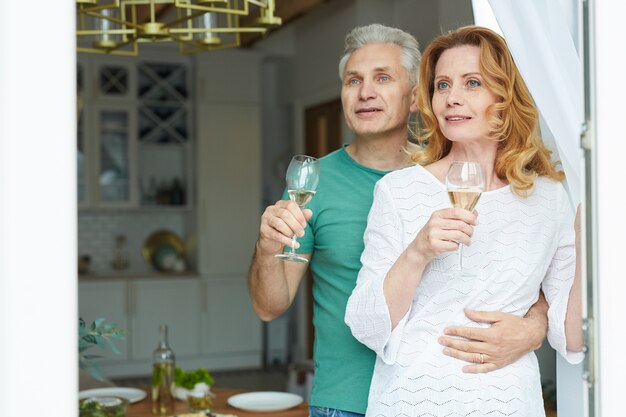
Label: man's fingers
xmin=441 ymin=345 xmax=487 ymax=363
xmin=463 ymin=308 xmax=509 ymax=324
xmin=442 ymin=325 xmax=490 ymax=342
xmin=438 ymin=336 xmax=485 ymax=353
xmin=461 ymin=363 xmax=499 ymax=374
xmin=441 ymin=344 xmax=500 ymax=374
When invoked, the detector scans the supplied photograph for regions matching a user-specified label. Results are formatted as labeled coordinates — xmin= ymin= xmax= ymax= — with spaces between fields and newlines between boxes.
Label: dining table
xmin=126 ymin=387 xmax=308 ymax=417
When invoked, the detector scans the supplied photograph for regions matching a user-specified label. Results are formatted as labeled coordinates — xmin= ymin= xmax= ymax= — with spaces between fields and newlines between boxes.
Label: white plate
xmin=78 ymin=387 xmax=147 ymax=404
xmin=227 ymin=391 xmax=303 ymax=412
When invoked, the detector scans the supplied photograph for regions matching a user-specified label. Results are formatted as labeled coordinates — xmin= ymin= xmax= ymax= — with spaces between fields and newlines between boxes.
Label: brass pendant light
xmin=76 ymin=0 xmax=282 ymax=56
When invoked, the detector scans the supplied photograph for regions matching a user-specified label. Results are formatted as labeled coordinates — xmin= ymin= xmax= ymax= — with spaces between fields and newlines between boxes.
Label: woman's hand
xmin=409 ymin=207 xmax=478 ymax=262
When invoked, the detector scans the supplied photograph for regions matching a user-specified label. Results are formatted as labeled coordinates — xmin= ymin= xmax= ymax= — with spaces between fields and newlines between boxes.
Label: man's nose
xmin=359 ymin=79 xmax=377 ymax=100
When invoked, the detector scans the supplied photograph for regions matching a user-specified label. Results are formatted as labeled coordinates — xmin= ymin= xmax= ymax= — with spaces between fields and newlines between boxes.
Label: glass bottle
xmin=151 ymin=324 xmax=175 ymax=415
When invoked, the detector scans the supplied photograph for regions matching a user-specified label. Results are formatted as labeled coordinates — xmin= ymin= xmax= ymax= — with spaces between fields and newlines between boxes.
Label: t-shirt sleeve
xmin=542 ymin=184 xmax=584 ymax=364
xmin=345 ymin=179 xmax=409 ymax=364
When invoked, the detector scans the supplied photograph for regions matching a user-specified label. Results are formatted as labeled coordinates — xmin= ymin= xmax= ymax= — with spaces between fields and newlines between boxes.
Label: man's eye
xmin=467 ymin=79 xmax=481 ymax=87
xmin=436 ymin=81 xmax=449 ymax=90
xmin=348 ymin=79 xmax=360 ymax=85
xmin=379 ymin=75 xmax=390 ymax=82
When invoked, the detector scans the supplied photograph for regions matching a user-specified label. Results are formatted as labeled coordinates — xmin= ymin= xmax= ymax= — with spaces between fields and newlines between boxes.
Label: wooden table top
xmin=126 ymin=387 xmax=308 ymax=417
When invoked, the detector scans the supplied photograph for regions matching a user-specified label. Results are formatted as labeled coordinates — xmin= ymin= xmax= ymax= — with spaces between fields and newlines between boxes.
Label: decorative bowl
xmin=79 ymin=395 xmax=129 ymax=417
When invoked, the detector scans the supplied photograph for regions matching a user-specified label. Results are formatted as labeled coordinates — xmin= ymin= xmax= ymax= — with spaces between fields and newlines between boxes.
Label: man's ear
xmin=409 ymin=85 xmax=419 ymax=112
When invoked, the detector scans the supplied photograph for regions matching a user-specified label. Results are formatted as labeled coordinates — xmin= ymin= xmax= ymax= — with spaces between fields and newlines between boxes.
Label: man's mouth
xmin=356 ymin=107 xmax=382 ymax=114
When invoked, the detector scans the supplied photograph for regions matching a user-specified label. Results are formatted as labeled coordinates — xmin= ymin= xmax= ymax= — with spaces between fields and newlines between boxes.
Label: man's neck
xmin=346 ymin=135 xmax=414 ymax=171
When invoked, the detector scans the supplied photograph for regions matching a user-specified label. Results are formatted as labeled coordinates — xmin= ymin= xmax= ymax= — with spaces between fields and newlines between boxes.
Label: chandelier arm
xmin=84 ymin=10 xmax=142 ymax=30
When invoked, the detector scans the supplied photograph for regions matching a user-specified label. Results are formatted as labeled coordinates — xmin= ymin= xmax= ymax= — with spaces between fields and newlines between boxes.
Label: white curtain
xmin=472 ymin=1 xmax=584 ymax=416
xmin=472 ymin=0 xmax=583 ymax=207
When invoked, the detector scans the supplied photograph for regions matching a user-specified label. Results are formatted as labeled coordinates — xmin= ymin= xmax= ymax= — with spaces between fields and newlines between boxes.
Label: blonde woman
xmin=345 ymin=26 xmax=582 ymax=417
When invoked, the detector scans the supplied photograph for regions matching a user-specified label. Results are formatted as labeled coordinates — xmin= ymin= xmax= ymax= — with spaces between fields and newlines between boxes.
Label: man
xmin=248 ymin=24 xmax=548 ymax=417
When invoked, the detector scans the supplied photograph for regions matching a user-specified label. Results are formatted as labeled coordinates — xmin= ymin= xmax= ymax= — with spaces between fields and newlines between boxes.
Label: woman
xmin=344 ymin=26 xmax=583 ymax=417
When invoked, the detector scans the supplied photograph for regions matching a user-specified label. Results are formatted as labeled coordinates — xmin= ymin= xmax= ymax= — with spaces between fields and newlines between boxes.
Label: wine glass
xmin=275 ymin=155 xmax=320 ymax=263
xmin=446 ymin=161 xmax=484 ymax=274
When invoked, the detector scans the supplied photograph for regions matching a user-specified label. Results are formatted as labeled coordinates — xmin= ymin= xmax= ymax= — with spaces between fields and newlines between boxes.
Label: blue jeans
xmin=309 ymin=406 xmax=365 ymax=417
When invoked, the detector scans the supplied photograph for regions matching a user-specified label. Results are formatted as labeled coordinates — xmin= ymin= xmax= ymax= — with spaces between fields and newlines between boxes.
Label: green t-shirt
xmin=287 ymin=145 xmax=389 ymax=414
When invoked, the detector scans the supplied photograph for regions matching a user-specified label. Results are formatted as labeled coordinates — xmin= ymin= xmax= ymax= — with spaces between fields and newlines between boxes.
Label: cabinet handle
xmin=201 ymin=280 xmax=207 ymax=313
xmin=126 ymin=282 xmax=133 ymax=316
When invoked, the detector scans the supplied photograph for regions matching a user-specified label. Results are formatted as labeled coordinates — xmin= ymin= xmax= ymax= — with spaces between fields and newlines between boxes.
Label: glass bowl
xmin=79 ymin=395 xmax=129 ymax=417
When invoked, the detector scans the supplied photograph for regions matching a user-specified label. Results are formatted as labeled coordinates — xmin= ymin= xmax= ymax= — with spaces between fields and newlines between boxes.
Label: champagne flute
xmin=446 ymin=161 xmax=484 ymax=274
xmin=275 ymin=155 xmax=320 ymax=263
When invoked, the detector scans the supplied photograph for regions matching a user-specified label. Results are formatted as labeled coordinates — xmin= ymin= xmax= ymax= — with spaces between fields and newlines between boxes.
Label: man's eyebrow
xmin=344 ymin=70 xmax=361 ymax=77
xmin=345 ymin=66 xmax=394 ymax=77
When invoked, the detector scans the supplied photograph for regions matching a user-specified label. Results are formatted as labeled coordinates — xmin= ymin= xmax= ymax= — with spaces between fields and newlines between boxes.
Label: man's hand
xmin=438 ymin=307 xmax=547 ymax=373
xmin=257 ymin=200 xmax=312 ymax=255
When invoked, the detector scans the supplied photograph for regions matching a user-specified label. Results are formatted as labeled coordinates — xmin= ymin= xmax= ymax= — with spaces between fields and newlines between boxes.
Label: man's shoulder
xmin=318 ymin=147 xmax=346 ymax=165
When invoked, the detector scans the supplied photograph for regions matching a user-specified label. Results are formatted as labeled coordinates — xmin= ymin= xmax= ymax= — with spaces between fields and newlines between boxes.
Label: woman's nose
xmin=446 ymin=85 xmax=463 ymax=106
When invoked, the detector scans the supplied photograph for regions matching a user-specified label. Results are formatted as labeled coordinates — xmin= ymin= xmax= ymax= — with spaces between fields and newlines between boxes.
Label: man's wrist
xmin=524 ymin=311 xmax=548 ymax=351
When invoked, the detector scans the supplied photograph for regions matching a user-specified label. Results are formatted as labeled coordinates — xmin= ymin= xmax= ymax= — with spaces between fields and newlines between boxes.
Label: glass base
xmin=275 ymin=253 xmax=309 ymax=263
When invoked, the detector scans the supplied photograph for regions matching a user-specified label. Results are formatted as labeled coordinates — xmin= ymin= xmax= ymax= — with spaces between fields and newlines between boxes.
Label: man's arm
xmin=437 ymin=292 xmax=548 ymax=373
xmin=248 ymin=200 xmax=312 ymax=321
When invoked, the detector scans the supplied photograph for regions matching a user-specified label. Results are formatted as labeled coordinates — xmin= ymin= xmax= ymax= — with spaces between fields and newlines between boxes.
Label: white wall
xmin=0 ymin=2 xmax=76 ymax=416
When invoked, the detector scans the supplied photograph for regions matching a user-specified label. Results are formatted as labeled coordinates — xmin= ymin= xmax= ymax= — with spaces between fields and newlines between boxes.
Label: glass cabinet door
xmin=95 ymin=105 xmax=137 ymax=206
xmin=77 ymin=63 xmax=88 ymax=205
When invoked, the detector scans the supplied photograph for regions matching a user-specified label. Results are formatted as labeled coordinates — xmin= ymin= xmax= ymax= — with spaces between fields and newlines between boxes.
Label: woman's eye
xmin=467 ymin=79 xmax=480 ymax=87
xmin=436 ymin=81 xmax=449 ymax=90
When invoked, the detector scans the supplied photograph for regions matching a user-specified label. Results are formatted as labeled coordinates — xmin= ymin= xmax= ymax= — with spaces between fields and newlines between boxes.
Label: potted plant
xmin=79 ymin=317 xmax=126 ymax=381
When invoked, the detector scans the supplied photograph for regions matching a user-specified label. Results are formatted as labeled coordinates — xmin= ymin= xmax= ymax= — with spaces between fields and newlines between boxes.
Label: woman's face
xmin=431 ymin=45 xmax=500 ymax=145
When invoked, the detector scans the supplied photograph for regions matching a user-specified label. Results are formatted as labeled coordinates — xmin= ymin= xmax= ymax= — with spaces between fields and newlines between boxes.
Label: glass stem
xmin=289 ymin=234 xmax=298 ymax=257
xmin=457 ymin=243 xmax=464 ymax=270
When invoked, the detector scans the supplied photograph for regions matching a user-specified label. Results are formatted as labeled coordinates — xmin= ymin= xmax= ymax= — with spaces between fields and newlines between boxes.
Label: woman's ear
xmin=409 ymin=85 xmax=419 ymax=112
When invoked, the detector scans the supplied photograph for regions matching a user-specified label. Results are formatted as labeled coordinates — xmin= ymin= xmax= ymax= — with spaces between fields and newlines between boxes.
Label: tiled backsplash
xmin=78 ymin=211 xmax=188 ymax=275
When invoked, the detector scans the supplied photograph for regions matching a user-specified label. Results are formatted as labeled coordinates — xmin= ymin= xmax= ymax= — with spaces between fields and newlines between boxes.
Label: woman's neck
xmin=427 ymin=144 xmax=508 ymax=191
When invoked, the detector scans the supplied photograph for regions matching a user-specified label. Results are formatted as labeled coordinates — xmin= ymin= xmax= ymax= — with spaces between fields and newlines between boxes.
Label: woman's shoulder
xmin=378 ymin=163 xmax=442 ymax=196
xmin=381 ymin=163 xmax=429 ymax=183
xmin=534 ymin=175 xmax=568 ymax=194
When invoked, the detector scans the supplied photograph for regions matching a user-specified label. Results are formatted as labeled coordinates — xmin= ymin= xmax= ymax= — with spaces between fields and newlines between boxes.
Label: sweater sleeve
xmin=542 ymin=184 xmax=584 ymax=364
xmin=345 ymin=179 xmax=410 ymax=364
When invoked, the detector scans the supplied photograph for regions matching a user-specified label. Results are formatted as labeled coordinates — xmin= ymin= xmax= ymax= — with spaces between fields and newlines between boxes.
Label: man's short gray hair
xmin=338 ymin=23 xmax=421 ymax=86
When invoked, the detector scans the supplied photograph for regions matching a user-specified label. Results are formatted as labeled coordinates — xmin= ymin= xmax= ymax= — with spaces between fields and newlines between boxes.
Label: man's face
xmin=341 ymin=42 xmax=417 ymax=139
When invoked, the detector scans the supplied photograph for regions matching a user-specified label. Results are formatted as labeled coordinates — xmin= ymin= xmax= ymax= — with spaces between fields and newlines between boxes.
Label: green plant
xmin=79 ymin=317 xmax=126 ymax=380
xmin=174 ymin=367 xmax=215 ymax=389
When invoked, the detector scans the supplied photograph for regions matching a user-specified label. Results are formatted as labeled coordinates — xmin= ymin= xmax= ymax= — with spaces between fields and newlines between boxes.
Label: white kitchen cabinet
xmin=190 ymin=50 xmax=264 ymax=370
xmin=79 ymin=277 xmax=260 ymax=378
xmin=200 ymin=277 xmax=262 ymax=368
xmin=77 ymin=54 xmax=193 ymax=210
xmin=192 ymin=50 xmax=262 ymax=276
xmin=130 ymin=278 xmax=201 ymax=361
xmin=78 ymin=281 xmax=130 ymax=362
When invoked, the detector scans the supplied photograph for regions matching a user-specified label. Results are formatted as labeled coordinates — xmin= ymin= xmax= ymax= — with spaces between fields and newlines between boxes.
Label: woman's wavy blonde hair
xmin=412 ymin=25 xmax=563 ymax=195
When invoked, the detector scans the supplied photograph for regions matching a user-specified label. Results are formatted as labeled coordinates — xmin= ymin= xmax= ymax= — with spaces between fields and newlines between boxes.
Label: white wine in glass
xmin=446 ymin=161 xmax=484 ymax=273
xmin=275 ymin=155 xmax=320 ymax=263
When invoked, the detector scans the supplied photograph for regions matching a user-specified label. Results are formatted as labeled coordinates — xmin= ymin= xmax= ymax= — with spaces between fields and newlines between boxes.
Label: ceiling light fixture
xmin=76 ymin=0 xmax=282 ymax=56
